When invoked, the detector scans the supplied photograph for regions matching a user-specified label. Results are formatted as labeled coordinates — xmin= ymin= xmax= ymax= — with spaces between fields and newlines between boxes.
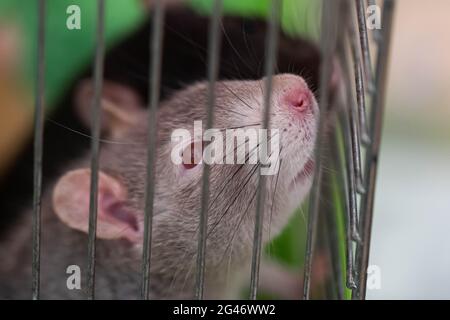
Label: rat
xmin=0 ymin=6 xmax=323 ymax=234
xmin=0 ymin=72 xmax=319 ymax=299
xmin=0 ymin=8 xmax=342 ymax=298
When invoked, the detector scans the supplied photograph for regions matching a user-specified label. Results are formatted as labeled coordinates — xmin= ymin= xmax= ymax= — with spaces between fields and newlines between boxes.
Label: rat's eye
xmin=181 ymin=141 xmax=204 ymax=170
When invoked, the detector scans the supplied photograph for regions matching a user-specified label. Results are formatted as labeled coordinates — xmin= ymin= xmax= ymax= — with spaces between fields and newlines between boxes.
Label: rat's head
xmin=51 ymin=74 xmax=318 ymax=270
xmin=153 ymin=74 xmax=319 ymax=259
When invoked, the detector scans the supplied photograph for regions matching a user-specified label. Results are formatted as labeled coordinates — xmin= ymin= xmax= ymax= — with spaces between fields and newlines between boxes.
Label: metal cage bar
xmin=195 ymin=0 xmax=223 ymax=300
xmin=248 ymin=0 xmax=282 ymax=300
xmin=302 ymin=0 xmax=341 ymax=300
xmin=339 ymin=42 xmax=363 ymax=245
xmin=31 ymin=0 xmax=46 ymax=301
xmin=86 ymin=0 xmax=105 ymax=300
xmin=347 ymin=23 xmax=368 ymax=196
xmin=355 ymin=0 xmax=375 ymax=93
xmin=335 ymin=114 xmax=357 ymax=290
xmin=335 ymin=64 xmax=360 ymax=290
xmin=324 ymin=133 xmax=347 ymax=299
xmin=349 ymin=16 xmax=370 ymax=146
xmin=141 ymin=0 xmax=166 ymax=300
xmin=352 ymin=0 xmax=395 ymax=300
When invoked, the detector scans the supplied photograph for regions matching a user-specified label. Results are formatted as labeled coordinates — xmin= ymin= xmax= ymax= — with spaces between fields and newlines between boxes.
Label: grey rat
xmin=0 ymin=5 xmax=324 ymax=234
xmin=0 ymin=73 xmax=318 ymax=299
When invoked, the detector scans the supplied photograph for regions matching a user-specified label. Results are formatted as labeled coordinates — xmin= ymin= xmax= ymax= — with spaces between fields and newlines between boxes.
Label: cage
xmin=0 ymin=0 xmax=395 ymax=300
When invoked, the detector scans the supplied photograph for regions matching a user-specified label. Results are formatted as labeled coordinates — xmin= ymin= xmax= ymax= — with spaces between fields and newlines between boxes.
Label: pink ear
xmin=74 ymin=79 xmax=143 ymax=135
xmin=52 ymin=169 xmax=141 ymax=243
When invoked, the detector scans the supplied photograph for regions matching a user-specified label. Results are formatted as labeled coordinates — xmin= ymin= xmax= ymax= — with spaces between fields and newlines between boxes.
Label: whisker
xmin=220 ymin=82 xmax=256 ymax=110
xmin=46 ymin=118 xmax=145 ymax=146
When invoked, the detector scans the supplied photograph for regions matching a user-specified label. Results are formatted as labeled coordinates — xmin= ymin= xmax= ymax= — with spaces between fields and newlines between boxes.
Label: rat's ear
xmin=52 ymin=169 xmax=141 ymax=243
xmin=74 ymin=79 xmax=143 ymax=136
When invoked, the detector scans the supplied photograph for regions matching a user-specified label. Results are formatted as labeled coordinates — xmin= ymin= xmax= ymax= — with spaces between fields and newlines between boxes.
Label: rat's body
xmin=0 ymin=7 xmax=326 ymax=299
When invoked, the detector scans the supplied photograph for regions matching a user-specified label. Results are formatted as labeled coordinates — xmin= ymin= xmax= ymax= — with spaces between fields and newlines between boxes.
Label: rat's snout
xmin=284 ymin=87 xmax=313 ymax=114
xmin=272 ymin=74 xmax=316 ymax=117
xmin=265 ymin=74 xmax=318 ymax=168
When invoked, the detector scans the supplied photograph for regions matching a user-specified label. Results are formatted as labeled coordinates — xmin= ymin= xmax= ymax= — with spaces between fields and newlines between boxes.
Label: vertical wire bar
xmin=338 ymin=40 xmax=362 ymax=243
xmin=339 ymin=109 xmax=357 ymax=288
xmin=349 ymin=10 xmax=370 ymax=147
xmin=342 ymin=23 xmax=365 ymax=198
xmin=352 ymin=0 xmax=395 ymax=299
xmin=319 ymin=214 xmax=335 ymax=299
xmin=141 ymin=0 xmax=165 ymax=300
xmin=248 ymin=0 xmax=281 ymax=300
xmin=323 ymin=143 xmax=345 ymax=298
xmin=324 ymin=217 xmax=345 ymax=299
xmin=347 ymin=63 xmax=366 ymax=197
xmin=31 ymin=0 xmax=46 ymax=300
xmin=195 ymin=0 xmax=223 ymax=300
xmin=302 ymin=0 xmax=340 ymax=300
xmin=355 ymin=0 xmax=375 ymax=94
xmin=333 ymin=117 xmax=356 ymax=290
xmin=86 ymin=0 xmax=105 ymax=300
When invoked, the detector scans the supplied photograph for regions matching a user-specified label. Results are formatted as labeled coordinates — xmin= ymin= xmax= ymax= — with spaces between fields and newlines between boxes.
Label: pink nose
xmin=284 ymin=87 xmax=312 ymax=114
